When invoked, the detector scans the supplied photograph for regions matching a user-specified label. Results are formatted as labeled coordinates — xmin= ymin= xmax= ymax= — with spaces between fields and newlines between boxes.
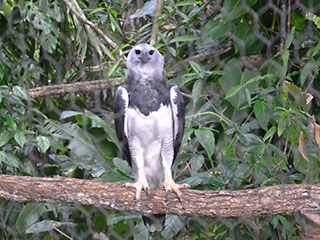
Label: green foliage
xmin=0 ymin=0 xmax=319 ymax=239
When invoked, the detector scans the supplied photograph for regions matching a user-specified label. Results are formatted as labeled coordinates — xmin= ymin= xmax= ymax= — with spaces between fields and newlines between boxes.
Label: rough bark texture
xmin=0 ymin=175 xmax=319 ymax=219
xmin=27 ymin=78 xmax=124 ymax=99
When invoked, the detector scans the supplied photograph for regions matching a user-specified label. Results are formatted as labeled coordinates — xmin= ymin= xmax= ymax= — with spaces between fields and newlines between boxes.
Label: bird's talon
xmin=135 ymin=199 xmax=140 ymax=205
xmin=178 ymin=195 xmax=183 ymax=203
xmin=121 ymin=183 xmax=127 ymax=188
xmin=166 ymin=190 xmax=171 ymax=201
xmin=146 ymin=187 xmax=151 ymax=197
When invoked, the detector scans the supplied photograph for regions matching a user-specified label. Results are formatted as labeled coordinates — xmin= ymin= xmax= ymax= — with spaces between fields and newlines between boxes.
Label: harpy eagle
xmin=114 ymin=43 xmax=189 ymax=232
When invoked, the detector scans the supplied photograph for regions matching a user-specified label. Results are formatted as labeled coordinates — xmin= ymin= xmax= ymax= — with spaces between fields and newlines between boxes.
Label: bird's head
xmin=126 ymin=44 xmax=164 ymax=77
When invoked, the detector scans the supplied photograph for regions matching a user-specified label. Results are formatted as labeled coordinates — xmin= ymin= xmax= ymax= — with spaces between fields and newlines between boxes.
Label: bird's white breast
xmin=127 ymin=104 xmax=173 ymax=141
xmin=126 ymin=104 xmax=173 ymax=186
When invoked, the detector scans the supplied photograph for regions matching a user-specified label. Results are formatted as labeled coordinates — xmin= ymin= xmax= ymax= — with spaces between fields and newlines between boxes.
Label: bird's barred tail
xmin=142 ymin=214 xmax=166 ymax=232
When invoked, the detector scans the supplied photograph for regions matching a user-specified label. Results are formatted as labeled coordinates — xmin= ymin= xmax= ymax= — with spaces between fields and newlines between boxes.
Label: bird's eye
xmin=135 ymin=50 xmax=141 ymax=55
xmin=149 ymin=50 xmax=154 ymax=55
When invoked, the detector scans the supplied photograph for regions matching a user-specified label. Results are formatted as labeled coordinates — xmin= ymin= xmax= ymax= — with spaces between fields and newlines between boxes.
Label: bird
xmin=113 ymin=43 xmax=189 ymax=232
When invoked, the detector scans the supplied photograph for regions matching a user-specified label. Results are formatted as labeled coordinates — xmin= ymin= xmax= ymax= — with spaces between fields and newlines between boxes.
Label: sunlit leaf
xmin=60 ymin=111 xmax=82 ymax=119
xmin=263 ymin=126 xmax=276 ymax=142
xmin=0 ymin=151 xmax=19 ymax=168
xmin=14 ymin=131 xmax=27 ymax=147
xmin=13 ymin=86 xmax=31 ymax=101
xmin=225 ymin=84 xmax=242 ymax=99
xmin=36 ymin=136 xmax=50 ymax=153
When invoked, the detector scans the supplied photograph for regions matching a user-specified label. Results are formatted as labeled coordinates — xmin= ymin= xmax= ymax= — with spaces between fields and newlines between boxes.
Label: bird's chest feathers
xmin=127 ymin=105 xmax=173 ymax=141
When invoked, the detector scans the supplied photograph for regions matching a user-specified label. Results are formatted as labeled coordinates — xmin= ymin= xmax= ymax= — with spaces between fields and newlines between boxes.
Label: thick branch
xmin=0 ymin=175 xmax=319 ymax=218
xmin=28 ymin=78 xmax=124 ymax=99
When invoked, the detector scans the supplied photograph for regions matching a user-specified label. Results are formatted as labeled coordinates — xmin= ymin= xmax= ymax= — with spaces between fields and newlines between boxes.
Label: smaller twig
xmin=278 ymin=0 xmax=288 ymax=52
xmin=53 ymin=226 xmax=73 ymax=240
xmin=61 ymin=0 xmax=125 ymax=59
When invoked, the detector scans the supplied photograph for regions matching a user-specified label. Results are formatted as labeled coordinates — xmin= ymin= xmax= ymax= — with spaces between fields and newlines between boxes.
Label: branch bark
xmin=150 ymin=0 xmax=164 ymax=45
xmin=0 ymin=175 xmax=319 ymax=219
xmin=27 ymin=78 xmax=124 ymax=99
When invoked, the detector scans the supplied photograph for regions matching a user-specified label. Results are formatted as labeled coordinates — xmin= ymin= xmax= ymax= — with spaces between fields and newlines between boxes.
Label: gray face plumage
xmin=126 ymin=43 xmax=164 ymax=79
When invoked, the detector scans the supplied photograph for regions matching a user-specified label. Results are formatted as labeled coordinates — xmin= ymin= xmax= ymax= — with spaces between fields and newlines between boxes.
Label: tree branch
xmin=150 ymin=0 xmax=164 ymax=45
xmin=61 ymin=0 xmax=119 ymax=51
xmin=0 ymin=175 xmax=319 ymax=219
xmin=27 ymin=78 xmax=124 ymax=99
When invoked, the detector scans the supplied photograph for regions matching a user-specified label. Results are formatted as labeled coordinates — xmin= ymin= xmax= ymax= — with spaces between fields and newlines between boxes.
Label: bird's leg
xmin=160 ymin=167 xmax=190 ymax=202
xmin=122 ymin=167 xmax=151 ymax=204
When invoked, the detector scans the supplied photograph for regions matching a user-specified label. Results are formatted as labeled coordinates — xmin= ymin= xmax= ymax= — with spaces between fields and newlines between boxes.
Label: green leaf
xmin=194 ymin=128 xmax=215 ymax=159
xmin=108 ymin=61 xmax=120 ymax=77
xmin=263 ymin=126 xmax=276 ymax=142
xmin=6 ymin=115 xmax=17 ymax=131
xmin=25 ymin=220 xmax=73 ymax=234
xmin=290 ymin=11 xmax=305 ymax=31
xmin=93 ymin=211 xmax=107 ymax=233
xmin=109 ymin=13 xmax=123 ymax=35
xmin=113 ymin=157 xmax=131 ymax=176
xmin=0 ymin=151 xmax=19 ymax=168
xmin=277 ymin=112 xmax=288 ymax=137
xmin=40 ymin=32 xmax=58 ymax=54
xmin=161 ymin=215 xmax=186 ymax=239
xmin=285 ymin=26 xmax=295 ymax=50
xmin=179 ymin=171 xmax=211 ymax=186
xmin=13 ymin=86 xmax=31 ymax=101
xmin=16 ymin=203 xmax=55 ymax=233
xmin=14 ymin=131 xmax=27 ymax=147
xmin=0 ymin=131 xmax=11 ymax=147
xmin=282 ymin=49 xmax=289 ymax=66
xmin=168 ymin=47 xmax=176 ymax=57
xmin=253 ymin=100 xmax=269 ymax=131
xmin=36 ymin=136 xmax=50 ymax=153
xmin=191 ymin=79 xmax=202 ymax=102
xmin=169 ymin=35 xmax=200 ymax=43
xmin=84 ymin=110 xmax=119 ymax=147
xmin=225 ymin=84 xmax=242 ymax=99
xmin=190 ymin=154 xmax=204 ymax=174
xmin=189 ymin=61 xmax=202 ymax=74
xmin=203 ymin=19 xmax=229 ymax=40
xmin=244 ymin=74 xmax=276 ymax=86
xmin=244 ymin=88 xmax=251 ymax=106
xmin=134 ymin=221 xmax=149 ymax=240
xmin=300 ymin=62 xmax=311 ymax=86
xmin=60 ymin=111 xmax=82 ymax=119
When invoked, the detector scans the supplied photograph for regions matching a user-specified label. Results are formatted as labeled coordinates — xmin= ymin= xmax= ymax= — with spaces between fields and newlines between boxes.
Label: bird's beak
xmin=140 ymin=52 xmax=149 ymax=64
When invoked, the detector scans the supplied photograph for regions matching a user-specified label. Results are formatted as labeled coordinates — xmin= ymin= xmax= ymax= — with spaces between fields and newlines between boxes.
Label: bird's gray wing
xmin=114 ymin=85 xmax=132 ymax=166
xmin=168 ymin=84 xmax=185 ymax=161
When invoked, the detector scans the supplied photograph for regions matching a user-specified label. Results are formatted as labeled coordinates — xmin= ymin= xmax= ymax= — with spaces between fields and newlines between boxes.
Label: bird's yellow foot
xmin=160 ymin=178 xmax=190 ymax=202
xmin=122 ymin=177 xmax=151 ymax=204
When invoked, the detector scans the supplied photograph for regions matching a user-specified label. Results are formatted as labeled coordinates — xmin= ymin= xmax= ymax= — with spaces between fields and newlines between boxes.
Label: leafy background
xmin=0 ymin=0 xmax=320 ymax=239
